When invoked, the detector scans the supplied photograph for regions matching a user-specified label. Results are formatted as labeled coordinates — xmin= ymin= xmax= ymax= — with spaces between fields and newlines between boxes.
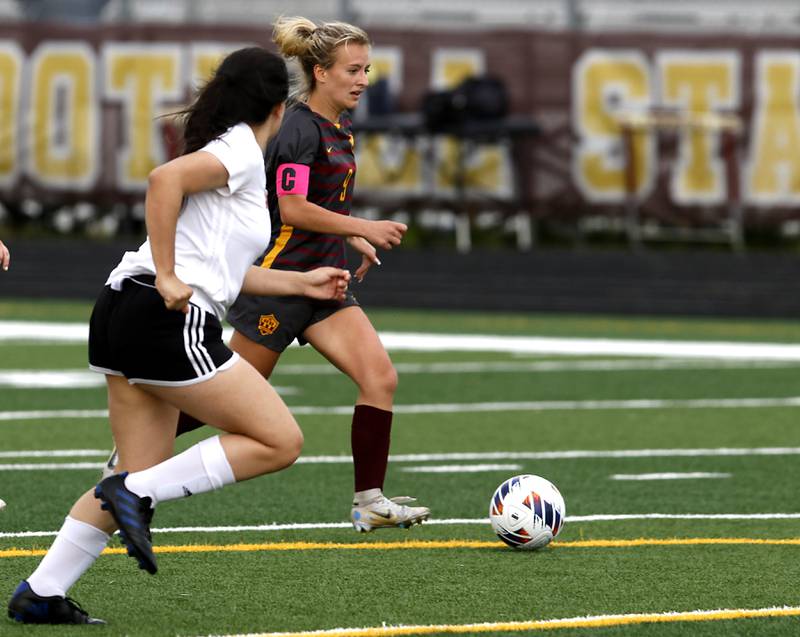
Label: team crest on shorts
xmin=257 ymin=314 xmax=280 ymax=336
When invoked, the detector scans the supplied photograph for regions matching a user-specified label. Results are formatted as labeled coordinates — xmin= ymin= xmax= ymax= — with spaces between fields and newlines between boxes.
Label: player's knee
xmin=270 ymin=426 xmax=304 ymax=470
xmin=284 ymin=427 xmax=304 ymax=463
xmin=371 ymin=363 xmax=398 ymax=398
xmin=359 ymin=363 xmax=398 ymax=400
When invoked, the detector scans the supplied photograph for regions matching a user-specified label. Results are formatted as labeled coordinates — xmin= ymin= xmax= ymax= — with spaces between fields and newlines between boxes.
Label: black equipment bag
xmin=422 ymin=76 xmax=509 ymax=131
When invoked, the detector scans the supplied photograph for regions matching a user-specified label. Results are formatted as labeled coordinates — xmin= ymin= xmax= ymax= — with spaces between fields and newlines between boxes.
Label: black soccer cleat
xmin=7 ymin=580 xmax=105 ymax=625
xmin=94 ymin=472 xmax=157 ymax=574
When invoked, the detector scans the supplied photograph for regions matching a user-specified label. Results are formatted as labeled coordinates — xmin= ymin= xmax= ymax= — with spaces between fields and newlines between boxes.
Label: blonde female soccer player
xmin=166 ymin=17 xmax=430 ymax=533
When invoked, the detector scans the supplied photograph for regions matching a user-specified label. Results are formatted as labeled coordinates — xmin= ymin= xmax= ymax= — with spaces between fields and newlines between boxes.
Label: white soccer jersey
xmin=106 ymin=123 xmax=270 ymax=319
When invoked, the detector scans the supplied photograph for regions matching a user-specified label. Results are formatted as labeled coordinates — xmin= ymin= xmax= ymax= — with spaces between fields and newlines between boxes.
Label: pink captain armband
xmin=276 ymin=163 xmax=310 ymax=196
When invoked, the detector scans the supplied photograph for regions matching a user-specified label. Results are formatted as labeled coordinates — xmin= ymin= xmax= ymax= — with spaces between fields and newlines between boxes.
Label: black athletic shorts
xmin=88 ymin=275 xmax=237 ymax=386
xmin=226 ymin=289 xmax=359 ymax=353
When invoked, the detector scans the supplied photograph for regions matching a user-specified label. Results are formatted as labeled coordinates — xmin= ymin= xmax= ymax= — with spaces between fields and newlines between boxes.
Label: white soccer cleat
xmin=351 ymin=495 xmax=430 ymax=532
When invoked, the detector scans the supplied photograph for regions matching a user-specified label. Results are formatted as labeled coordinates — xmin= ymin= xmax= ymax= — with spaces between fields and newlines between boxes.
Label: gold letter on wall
xmin=28 ymin=42 xmax=97 ymax=189
xmin=103 ymin=43 xmax=182 ymax=190
xmin=0 ymin=41 xmax=22 ymax=186
xmin=747 ymin=51 xmax=800 ymax=205
xmin=657 ymin=51 xmax=739 ymax=204
xmin=573 ymin=50 xmax=653 ymax=202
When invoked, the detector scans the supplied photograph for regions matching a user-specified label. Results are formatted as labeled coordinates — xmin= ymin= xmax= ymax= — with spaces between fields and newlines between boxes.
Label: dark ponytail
xmin=181 ymin=47 xmax=288 ymax=155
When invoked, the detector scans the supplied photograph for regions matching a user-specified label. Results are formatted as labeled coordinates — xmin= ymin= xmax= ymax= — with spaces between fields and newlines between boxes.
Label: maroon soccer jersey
xmin=260 ymin=103 xmax=356 ymax=271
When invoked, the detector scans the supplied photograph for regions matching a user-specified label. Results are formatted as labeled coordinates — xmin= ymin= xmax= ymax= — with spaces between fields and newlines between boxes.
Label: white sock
xmin=27 ymin=516 xmax=110 ymax=598
xmin=354 ymin=488 xmax=383 ymax=506
xmin=124 ymin=435 xmax=235 ymax=506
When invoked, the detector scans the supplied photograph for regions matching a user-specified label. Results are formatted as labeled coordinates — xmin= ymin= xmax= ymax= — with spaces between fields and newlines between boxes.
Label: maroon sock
xmin=176 ymin=411 xmax=205 ymax=437
xmin=351 ymin=405 xmax=393 ymax=492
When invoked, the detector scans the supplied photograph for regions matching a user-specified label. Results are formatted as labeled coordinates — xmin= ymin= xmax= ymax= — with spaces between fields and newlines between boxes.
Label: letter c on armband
xmin=276 ymin=163 xmax=310 ymax=197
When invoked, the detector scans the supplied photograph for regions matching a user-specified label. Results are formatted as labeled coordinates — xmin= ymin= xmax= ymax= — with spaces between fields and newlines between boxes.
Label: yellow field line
xmin=4 ymin=537 xmax=800 ymax=559
xmin=201 ymin=606 xmax=800 ymax=637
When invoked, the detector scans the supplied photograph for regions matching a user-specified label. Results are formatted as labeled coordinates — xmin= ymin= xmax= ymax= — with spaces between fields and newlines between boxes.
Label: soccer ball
xmin=489 ymin=474 xmax=565 ymax=550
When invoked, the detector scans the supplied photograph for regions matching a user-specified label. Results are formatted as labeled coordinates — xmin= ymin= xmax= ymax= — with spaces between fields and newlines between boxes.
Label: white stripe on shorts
xmin=182 ymin=309 xmax=202 ymax=377
xmin=192 ymin=306 xmax=215 ymax=372
xmin=183 ymin=306 xmax=211 ymax=377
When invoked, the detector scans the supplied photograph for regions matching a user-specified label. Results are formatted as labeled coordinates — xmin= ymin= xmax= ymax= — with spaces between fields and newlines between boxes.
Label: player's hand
xmin=362 ymin=219 xmax=406 ymax=250
xmin=302 ymin=267 xmax=351 ymax=301
xmin=156 ymin=272 xmax=193 ymax=313
xmin=347 ymin=236 xmax=380 ymax=282
xmin=0 ymin=240 xmax=9 ymax=271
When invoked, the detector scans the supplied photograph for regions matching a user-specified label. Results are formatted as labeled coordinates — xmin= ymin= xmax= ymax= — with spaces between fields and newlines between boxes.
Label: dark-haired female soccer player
xmin=8 ymin=46 xmax=349 ymax=625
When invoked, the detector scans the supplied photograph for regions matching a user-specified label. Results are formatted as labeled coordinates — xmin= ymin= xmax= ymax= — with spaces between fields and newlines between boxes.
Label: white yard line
xmin=382 ymin=333 xmax=800 ymax=360
xmin=3 ymin=321 xmax=800 ymax=360
xmin=6 ymin=397 xmax=800 ymax=422
xmin=610 ymin=472 xmax=732 ymax=481
xmin=0 ymin=462 xmax=526 ymax=473
xmin=0 ymin=370 xmax=105 ymax=388
xmin=0 ymin=358 xmax=797 ymax=389
xmin=3 ymin=446 xmax=800 ymax=463
xmin=382 ymin=448 xmax=800 ymax=461
xmin=0 ymin=449 xmax=109 ymax=458
xmin=0 ymin=370 xmax=299 ymax=392
xmin=0 ymin=409 xmax=108 ymax=421
xmin=567 ymin=513 xmax=800 ymax=521
xmin=0 ymin=462 xmax=105 ymax=470
xmin=382 ymin=397 xmax=800 ymax=414
xmin=2 ymin=513 xmax=800 ymax=539
xmin=273 ymin=359 xmax=800 ymax=374
xmin=0 ymin=321 xmax=89 ymax=342
xmin=400 ymin=464 xmax=523 ymax=473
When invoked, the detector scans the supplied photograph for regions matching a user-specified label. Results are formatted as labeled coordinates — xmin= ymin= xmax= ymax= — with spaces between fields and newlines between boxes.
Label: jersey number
xmin=339 ymin=168 xmax=353 ymax=202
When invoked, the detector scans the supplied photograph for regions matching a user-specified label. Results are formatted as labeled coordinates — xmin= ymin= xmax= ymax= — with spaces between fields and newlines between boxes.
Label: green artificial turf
xmin=2 ymin=301 xmax=800 ymax=636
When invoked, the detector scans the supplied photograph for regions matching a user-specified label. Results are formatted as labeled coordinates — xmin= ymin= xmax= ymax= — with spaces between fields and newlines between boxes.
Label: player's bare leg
xmin=303 ymin=306 xmax=430 ymax=531
xmin=101 ymin=330 xmax=284 ymax=477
